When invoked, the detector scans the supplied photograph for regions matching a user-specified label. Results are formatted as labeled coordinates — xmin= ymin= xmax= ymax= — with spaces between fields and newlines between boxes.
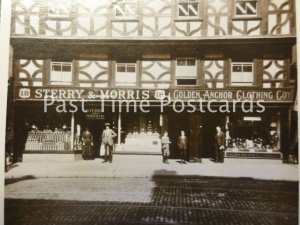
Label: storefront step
xmin=114 ymin=143 xmax=161 ymax=155
xmin=23 ymin=151 xmax=82 ymax=162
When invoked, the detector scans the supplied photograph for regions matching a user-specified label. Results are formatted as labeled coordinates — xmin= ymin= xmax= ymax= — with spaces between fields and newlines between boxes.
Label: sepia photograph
xmin=0 ymin=0 xmax=299 ymax=224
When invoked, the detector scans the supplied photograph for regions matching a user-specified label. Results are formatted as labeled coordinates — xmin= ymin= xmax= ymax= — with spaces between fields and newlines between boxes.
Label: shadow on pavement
xmin=5 ymin=163 xmax=19 ymax=172
xmin=5 ymin=175 xmax=36 ymax=186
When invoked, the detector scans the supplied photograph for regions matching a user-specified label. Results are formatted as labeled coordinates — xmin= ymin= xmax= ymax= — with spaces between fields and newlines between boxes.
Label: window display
xmin=226 ymin=114 xmax=280 ymax=153
xmin=25 ymin=128 xmax=71 ymax=151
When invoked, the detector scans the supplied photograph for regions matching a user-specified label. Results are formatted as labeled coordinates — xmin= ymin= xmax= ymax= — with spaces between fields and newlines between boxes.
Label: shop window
xmin=177 ymin=79 xmax=197 ymax=85
xmin=176 ymin=58 xmax=197 ymax=85
xmin=178 ymin=0 xmax=199 ymax=18
xmin=226 ymin=115 xmax=280 ymax=152
xmin=50 ymin=62 xmax=72 ymax=85
xmin=113 ymin=0 xmax=137 ymax=19
xmin=235 ymin=0 xmax=257 ymax=17
xmin=115 ymin=63 xmax=137 ymax=86
xmin=231 ymin=62 xmax=253 ymax=86
xmin=47 ymin=0 xmax=72 ymax=19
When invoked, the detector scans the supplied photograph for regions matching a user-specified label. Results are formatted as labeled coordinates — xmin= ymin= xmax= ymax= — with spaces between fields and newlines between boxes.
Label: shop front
xmin=13 ymin=86 xmax=295 ymax=162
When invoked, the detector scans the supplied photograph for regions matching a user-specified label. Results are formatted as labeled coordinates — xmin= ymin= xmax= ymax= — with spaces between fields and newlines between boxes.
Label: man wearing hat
xmin=102 ymin=122 xmax=117 ymax=163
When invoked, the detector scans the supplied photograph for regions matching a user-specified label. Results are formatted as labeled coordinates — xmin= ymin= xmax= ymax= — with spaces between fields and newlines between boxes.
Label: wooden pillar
xmin=161 ymin=112 xmax=169 ymax=135
xmin=197 ymin=113 xmax=203 ymax=161
xmin=280 ymin=109 xmax=290 ymax=163
xmin=70 ymin=113 xmax=75 ymax=150
xmin=118 ymin=112 xmax=121 ymax=145
xmin=188 ymin=113 xmax=202 ymax=162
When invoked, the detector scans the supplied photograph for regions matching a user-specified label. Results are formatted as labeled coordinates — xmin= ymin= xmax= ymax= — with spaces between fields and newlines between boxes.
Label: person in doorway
xmin=102 ymin=122 xmax=117 ymax=163
xmin=82 ymin=128 xmax=94 ymax=160
xmin=161 ymin=131 xmax=171 ymax=163
xmin=178 ymin=131 xmax=188 ymax=163
xmin=74 ymin=124 xmax=81 ymax=151
xmin=215 ymin=126 xmax=225 ymax=163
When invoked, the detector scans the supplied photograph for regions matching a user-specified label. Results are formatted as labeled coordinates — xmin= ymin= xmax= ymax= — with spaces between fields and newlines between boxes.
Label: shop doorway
xmin=168 ymin=113 xmax=190 ymax=159
xmin=201 ymin=114 xmax=225 ymax=159
xmin=86 ymin=120 xmax=105 ymax=158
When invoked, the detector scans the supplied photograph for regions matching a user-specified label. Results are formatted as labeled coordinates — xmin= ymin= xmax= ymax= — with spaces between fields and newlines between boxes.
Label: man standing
xmin=178 ymin=131 xmax=188 ymax=163
xmin=215 ymin=126 xmax=225 ymax=163
xmin=161 ymin=131 xmax=171 ymax=163
xmin=102 ymin=123 xmax=117 ymax=163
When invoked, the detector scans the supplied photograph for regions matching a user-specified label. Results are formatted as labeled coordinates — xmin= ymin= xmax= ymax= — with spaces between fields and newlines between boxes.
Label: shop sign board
xmin=15 ymin=87 xmax=294 ymax=103
xmin=85 ymin=108 xmax=105 ymax=120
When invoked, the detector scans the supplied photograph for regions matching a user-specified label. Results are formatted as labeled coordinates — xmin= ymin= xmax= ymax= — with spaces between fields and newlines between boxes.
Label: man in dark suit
xmin=102 ymin=123 xmax=117 ymax=163
xmin=215 ymin=126 xmax=225 ymax=163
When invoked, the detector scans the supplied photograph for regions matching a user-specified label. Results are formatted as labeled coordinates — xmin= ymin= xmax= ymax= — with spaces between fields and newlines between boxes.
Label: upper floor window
xmin=231 ymin=62 xmax=253 ymax=86
xmin=178 ymin=0 xmax=199 ymax=18
xmin=113 ymin=0 xmax=137 ymax=19
xmin=235 ymin=0 xmax=257 ymax=17
xmin=115 ymin=63 xmax=137 ymax=86
xmin=50 ymin=62 xmax=72 ymax=85
xmin=176 ymin=58 xmax=197 ymax=85
xmin=47 ymin=0 xmax=72 ymax=20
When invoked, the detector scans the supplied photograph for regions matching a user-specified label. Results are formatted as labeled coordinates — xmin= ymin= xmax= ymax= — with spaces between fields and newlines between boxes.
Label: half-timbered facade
xmin=8 ymin=0 xmax=297 ymax=163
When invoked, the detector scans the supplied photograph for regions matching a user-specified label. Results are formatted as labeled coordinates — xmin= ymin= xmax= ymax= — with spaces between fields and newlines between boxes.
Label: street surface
xmin=5 ymin=176 xmax=298 ymax=225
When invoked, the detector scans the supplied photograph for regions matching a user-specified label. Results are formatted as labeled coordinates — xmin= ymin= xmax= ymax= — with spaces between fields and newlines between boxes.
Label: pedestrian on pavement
xmin=215 ymin=126 xmax=225 ymax=163
xmin=161 ymin=131 xmax=171 ymax=163
xmin=102 ymin=123 xmax=117 ymax=163
xmin=82 ymin=128 xmax=94 ymax=160
xmin=178 ymin=131 xmax=188 ymax=163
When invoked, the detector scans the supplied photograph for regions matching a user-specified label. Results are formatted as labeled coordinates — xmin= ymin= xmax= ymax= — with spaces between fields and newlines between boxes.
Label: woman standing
xmin=82 ymin=128 xmax=94 ymax=160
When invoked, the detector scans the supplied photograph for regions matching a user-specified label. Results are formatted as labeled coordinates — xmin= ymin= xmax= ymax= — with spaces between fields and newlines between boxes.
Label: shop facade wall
xmin=12 ymin=58 xmax=294 ymax=89
xmin=11 ymin=0 xmax=296 ymax=38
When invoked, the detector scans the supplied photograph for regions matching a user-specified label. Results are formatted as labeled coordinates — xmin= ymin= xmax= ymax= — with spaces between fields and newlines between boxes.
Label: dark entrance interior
xmin=201 ymin=114 xmax=225 ymax=159
xmin=75 ymin=108 xmax=116 ymax=158
xmin=86 ymin=120 xmax=104 ymax=158
xmin=168 ymin=113 xmax=190 ymax=159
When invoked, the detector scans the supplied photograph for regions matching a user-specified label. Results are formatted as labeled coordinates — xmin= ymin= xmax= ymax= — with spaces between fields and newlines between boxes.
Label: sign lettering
xmin=15 ymin=87 xmax=294 ymax=103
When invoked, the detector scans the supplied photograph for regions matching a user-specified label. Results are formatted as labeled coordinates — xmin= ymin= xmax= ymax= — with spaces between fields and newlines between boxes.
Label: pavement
xmin=5 ymin=155 xmax=299 ymax=225
xmin=5 ymin=155 xmax=299 ymax=181
xmin=5 ymin=177 xmax=299 ymax=225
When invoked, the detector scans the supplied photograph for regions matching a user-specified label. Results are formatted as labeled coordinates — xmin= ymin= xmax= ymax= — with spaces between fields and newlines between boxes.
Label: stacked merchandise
xmin=25 ymin=129 xmax=71 ymax=151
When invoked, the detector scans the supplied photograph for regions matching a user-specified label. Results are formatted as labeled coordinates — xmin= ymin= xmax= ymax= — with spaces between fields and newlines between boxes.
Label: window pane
xmin=177 ymin=59 xmax=186 ymax=66
xmin=236 ymin=1 xmax=257 ymax=16
xmin=117 ymin=65 xmax=126 ymax=72
xmin=236 ymin=2 xmax=245 ymax=15
xmin=115 ymin=8 xmax=123 ymax=17
xmin=189 ymin=3 xmax=198 ymax=16
xmin=47 ymin=1 xmax=71 ymax=18
xmin=243 ymin=65 xmax=252 ymax=72
xmin=187 ymin=59 xmax=196 ymax=66
xmin=177 ymin=79 xmax=196 ymax=85
xmin=178 ymin=3 xmax=188 ymax=16
xmin=127 ymin=66 xmax=136 ymax=73
xmin=246 ymin=2 xmax=256 ymax=15
xmin=52 ymin=65 xmax=61 ymax=72
xmin=62 ymin=65 xmax=71 ymax=72
xmin=232 ymin=65 xmax=242 ymax=72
